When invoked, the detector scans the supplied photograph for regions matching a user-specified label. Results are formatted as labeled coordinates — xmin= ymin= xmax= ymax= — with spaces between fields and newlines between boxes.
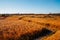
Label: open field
xmin=0 ymin=14 xmax=60 ymax=40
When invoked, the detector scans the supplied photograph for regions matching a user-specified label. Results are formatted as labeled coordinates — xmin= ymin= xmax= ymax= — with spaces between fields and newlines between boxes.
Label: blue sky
xmin=0 ymin=0 xmax=60 ymax=13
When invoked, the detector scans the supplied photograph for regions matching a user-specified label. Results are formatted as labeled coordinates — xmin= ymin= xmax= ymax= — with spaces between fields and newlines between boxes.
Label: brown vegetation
xmin=0 ymin=14 xmax=60 ymax=40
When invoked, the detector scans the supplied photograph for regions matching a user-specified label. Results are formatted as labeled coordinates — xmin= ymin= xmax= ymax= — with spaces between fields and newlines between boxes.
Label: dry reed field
xmin=0 ymin=14 xmax=60 ymax=40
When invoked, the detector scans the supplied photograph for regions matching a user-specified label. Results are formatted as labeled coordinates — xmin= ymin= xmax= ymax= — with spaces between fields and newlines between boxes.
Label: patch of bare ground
xmin=43 ymin=30 xmax=60 ymax=40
